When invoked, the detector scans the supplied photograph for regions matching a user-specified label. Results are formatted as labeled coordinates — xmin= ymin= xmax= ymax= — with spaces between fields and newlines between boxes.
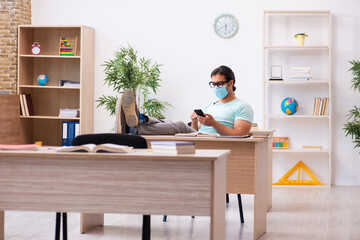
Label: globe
xmin=37 ymin=74 xmax=49 ymax=86
xmin=281 ymin=97 xmax=298 ymax=115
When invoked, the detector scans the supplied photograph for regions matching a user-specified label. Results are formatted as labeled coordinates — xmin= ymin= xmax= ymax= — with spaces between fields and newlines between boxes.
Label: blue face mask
xmin=213 ymin=86 xmax=228 ymax=99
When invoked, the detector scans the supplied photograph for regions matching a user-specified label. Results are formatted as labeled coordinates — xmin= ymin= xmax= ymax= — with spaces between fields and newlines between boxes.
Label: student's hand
xmin=198 ymin=113 xmax=216 ymax=126
xmin=190 ymin=111 xmax=198 ymax=122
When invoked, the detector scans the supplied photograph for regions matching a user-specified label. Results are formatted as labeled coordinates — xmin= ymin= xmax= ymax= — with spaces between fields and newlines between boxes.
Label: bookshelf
xmin=18 ymin=25 xmax=94 ymax=146
xmin=263 ymin=11 xmax=332 ymax=186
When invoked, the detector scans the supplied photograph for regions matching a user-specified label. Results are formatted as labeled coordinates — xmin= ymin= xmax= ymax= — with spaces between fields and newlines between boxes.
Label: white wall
xmin=31 ymin=0 xmax=360 ymax=186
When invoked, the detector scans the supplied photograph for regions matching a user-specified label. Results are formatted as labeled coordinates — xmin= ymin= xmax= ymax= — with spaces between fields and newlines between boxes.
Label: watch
xmin=214 ymin=14 xmax=239 ymax=39
xmin=31 ymin=42 xmax=41 ymax=55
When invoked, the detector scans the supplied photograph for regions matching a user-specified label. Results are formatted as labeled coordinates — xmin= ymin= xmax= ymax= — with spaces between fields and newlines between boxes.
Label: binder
xmin=62 ymin=121 xmax=69 ymax=146
xmin=68 ymin=122 xmax=75 ymax=146
xmin=62 ymin=121 xmax=80 ymax=146
xmin=75 ymin=122 xmax=80 ymax=138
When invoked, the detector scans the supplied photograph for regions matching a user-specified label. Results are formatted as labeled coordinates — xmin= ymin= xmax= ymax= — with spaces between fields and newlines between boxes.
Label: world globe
xmin=281 ymin=97 xmax=298 ymax=115
xmin=37 ymin=74 xmax=49 ymax=86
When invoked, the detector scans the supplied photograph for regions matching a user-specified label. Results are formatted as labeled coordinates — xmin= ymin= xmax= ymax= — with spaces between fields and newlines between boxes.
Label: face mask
xmin=213 ymin=86 xmax=228 ymax=99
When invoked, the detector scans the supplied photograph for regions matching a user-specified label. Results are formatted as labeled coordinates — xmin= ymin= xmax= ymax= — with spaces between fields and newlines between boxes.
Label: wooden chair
xmin=55 ymin=133 xmax=150 ymax=240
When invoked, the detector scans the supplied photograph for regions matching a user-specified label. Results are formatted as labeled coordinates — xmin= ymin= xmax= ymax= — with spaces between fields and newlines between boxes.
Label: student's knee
xmin=175 ymin=121 xmax=190 ymax=132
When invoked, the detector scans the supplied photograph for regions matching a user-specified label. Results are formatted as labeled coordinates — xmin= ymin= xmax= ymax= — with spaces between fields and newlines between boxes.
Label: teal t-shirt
xmin=199 ymin=98 xmax=254 ymax=135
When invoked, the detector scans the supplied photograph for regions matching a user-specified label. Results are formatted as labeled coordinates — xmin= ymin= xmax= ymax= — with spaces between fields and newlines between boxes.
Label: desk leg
xmin=0 ymin=211 xmax=4 ymax=240
xmin=80 ymin=213 xmax=104 ymax=234
xmin=210 ymin=156 xmax=226 ymax=240
xmin=253 ymin=142 xmax=267 ymax=240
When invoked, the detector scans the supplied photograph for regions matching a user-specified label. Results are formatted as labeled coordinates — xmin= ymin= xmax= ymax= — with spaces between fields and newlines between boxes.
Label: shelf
xmin=266 ymin=80 xmax=329 ymax=85
xmin=265 ymin=46 xmax=329 ymax=49
xmin=263 ymin=11 xmax=332 ymax=186
xmin=20 ymin=116 xmax=80 ymax=120
xmin=273 ymin=149 xmax=329 ymax=153
xmin=20 ymin=54 xmax=81 ymax=59
xmin=19 ymin=85 xmax=80 ymax=90
xmin=266 ymin=115 xmax=330 ymax=119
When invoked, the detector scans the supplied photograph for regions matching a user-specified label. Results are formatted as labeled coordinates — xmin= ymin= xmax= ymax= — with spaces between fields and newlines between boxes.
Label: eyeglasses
xmin=209 ymin=80 xmax=229 ymax=88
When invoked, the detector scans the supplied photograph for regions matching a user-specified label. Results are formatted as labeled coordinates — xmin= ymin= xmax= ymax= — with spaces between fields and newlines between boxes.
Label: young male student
xmin=116 ymin=65 xmax=254 ymax=136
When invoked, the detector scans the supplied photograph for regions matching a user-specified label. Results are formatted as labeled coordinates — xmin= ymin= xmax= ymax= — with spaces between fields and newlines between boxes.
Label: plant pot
xmin=296 ymin=35 xmax=305 ymax=46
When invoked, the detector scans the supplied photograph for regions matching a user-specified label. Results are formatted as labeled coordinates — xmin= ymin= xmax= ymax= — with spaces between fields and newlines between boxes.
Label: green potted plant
xmin=97 ymin=45 xmax=172 ymax=119
xmin=294 ymin=32 xmax=308 ymax=46
xmin=344 ymin=60 xmax=360 ymax=153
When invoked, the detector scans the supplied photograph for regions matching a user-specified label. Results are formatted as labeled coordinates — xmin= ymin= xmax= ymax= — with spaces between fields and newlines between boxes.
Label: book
xmin=22 ymin=94 xmax=29 ymax=116
xmin=313 ymin=97 xmax=321 ymax=115
xmin=320 ymin=98 xmax=325 ymax=115
xmin=252 ymin=134 xmax=268 ymax=138
xmin=19 ymin=94 xmax=25 ymax=116
xmin=324 ymin=98 xmax=329 ymax=115
xmin=290 ymin=66 xmax=312 ymax=81
xmin=59 ymin=108 xmax=79 ymax=118
xmin=320 ymin=98 xmax=329 ymax=115
xmin=56 ymin=143 xmax=134 ymax=153
xmin=24 ymin=93 xmax=34 ymax=116
xmin=217 ymin=135 xmax=250 ymax=138
xmin=289 ymin=77 xmax=310 ymax=81
xmin=150 ymin=141 xmax=195 ymax=154
xmin=59 ymin=80 xmax=80 ymax=87
xmin=292 ymin=66 xmax=311 ymax=72
xmin=252 ymin=132 xmax=269 ymax=138
xmin=175 ymin=132 xmax=220 ymax=137
xmin=0 ymin=144 xmax=38 ymax=151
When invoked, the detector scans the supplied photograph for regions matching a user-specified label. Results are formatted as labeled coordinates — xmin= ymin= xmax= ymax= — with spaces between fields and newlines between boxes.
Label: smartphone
xmin=194 ymin=109 xmax=206 ymax=117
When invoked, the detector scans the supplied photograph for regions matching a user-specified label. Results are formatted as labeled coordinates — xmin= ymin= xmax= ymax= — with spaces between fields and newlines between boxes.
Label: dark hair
xmin=210 ymin=65 xmax=236 ymax=92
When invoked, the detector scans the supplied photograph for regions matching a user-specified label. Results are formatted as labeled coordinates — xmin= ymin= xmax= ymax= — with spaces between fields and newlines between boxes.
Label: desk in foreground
xmin=0 ymin=149 xmax=228 ymax=240
xmin=144 ymin=135 xmax=273 ymax=240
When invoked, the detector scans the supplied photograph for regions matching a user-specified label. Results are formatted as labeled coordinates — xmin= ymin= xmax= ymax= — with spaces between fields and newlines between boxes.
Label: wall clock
xmin=214 ymin=14 xmax=239 ymax=39
xmin=31 ymin=42 xmax=41 ymax=55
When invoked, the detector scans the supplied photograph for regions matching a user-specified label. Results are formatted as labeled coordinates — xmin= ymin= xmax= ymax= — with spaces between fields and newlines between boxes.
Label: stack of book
xmin=313 ymin=97 xmax=329 ymax=115
xmin=59 ymin=108 xmax=79 ymax=118
xmin=19 ymin=93 xmax=34 ymax=116
xmin=289 ymin=67 xmax=312 ymax=81
xmin=150 ymin=141 xmax=195 ymax=154
xmin=59 ymin=80 xmax=80 ymax=88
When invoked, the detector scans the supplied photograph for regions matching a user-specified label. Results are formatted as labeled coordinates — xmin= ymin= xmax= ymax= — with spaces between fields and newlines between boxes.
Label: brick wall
xmin=0 ymin=0 xmax=31 ymax=94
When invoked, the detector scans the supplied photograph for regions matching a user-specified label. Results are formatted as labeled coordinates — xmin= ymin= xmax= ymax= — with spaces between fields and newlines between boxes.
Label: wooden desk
xmin=0 ymin=149 xmax=228 ymax=240
xmin=144 ymin=135 xmax=273 ymax=240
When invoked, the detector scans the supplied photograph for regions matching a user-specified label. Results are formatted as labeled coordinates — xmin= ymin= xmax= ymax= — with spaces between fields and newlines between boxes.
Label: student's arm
xmin=198 ymin=114 xmax=252 ymax=136
xmin=190 ymin=111 xmax=201 ymax=130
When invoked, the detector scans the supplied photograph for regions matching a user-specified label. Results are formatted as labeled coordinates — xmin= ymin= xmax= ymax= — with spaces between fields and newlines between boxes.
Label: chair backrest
xmin=72 ymin=133 xmax=148 ymax=149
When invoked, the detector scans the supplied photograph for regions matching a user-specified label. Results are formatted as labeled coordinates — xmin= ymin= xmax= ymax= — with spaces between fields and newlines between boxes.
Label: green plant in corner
xmin=96 ymin=45 xmax=172 ymax=119
xmin=344 ymin=60 xmax=360 ymax=152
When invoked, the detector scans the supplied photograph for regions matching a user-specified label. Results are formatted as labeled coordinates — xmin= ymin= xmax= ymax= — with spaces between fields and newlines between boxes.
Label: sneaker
xmin=121 ymin=89 xmax=139 ymax=127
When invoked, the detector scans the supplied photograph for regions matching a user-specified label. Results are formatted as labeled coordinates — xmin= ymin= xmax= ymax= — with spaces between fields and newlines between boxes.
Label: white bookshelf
xmin=263 ymin=11 xmax=332 ymax=186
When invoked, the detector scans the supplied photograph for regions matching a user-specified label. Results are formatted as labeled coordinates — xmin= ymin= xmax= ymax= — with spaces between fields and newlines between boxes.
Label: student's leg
xmin=115 ymin=89 xmax=196 ymax=135
xmin=137 ymin=119 xmax=197 ymax=135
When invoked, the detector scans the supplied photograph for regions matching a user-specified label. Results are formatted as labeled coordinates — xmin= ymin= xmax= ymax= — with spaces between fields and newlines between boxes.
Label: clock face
xmin=31 ymin=46 xmax=41 ymax=55
xmin=214 ymin=14 xmax=239 ymax=39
